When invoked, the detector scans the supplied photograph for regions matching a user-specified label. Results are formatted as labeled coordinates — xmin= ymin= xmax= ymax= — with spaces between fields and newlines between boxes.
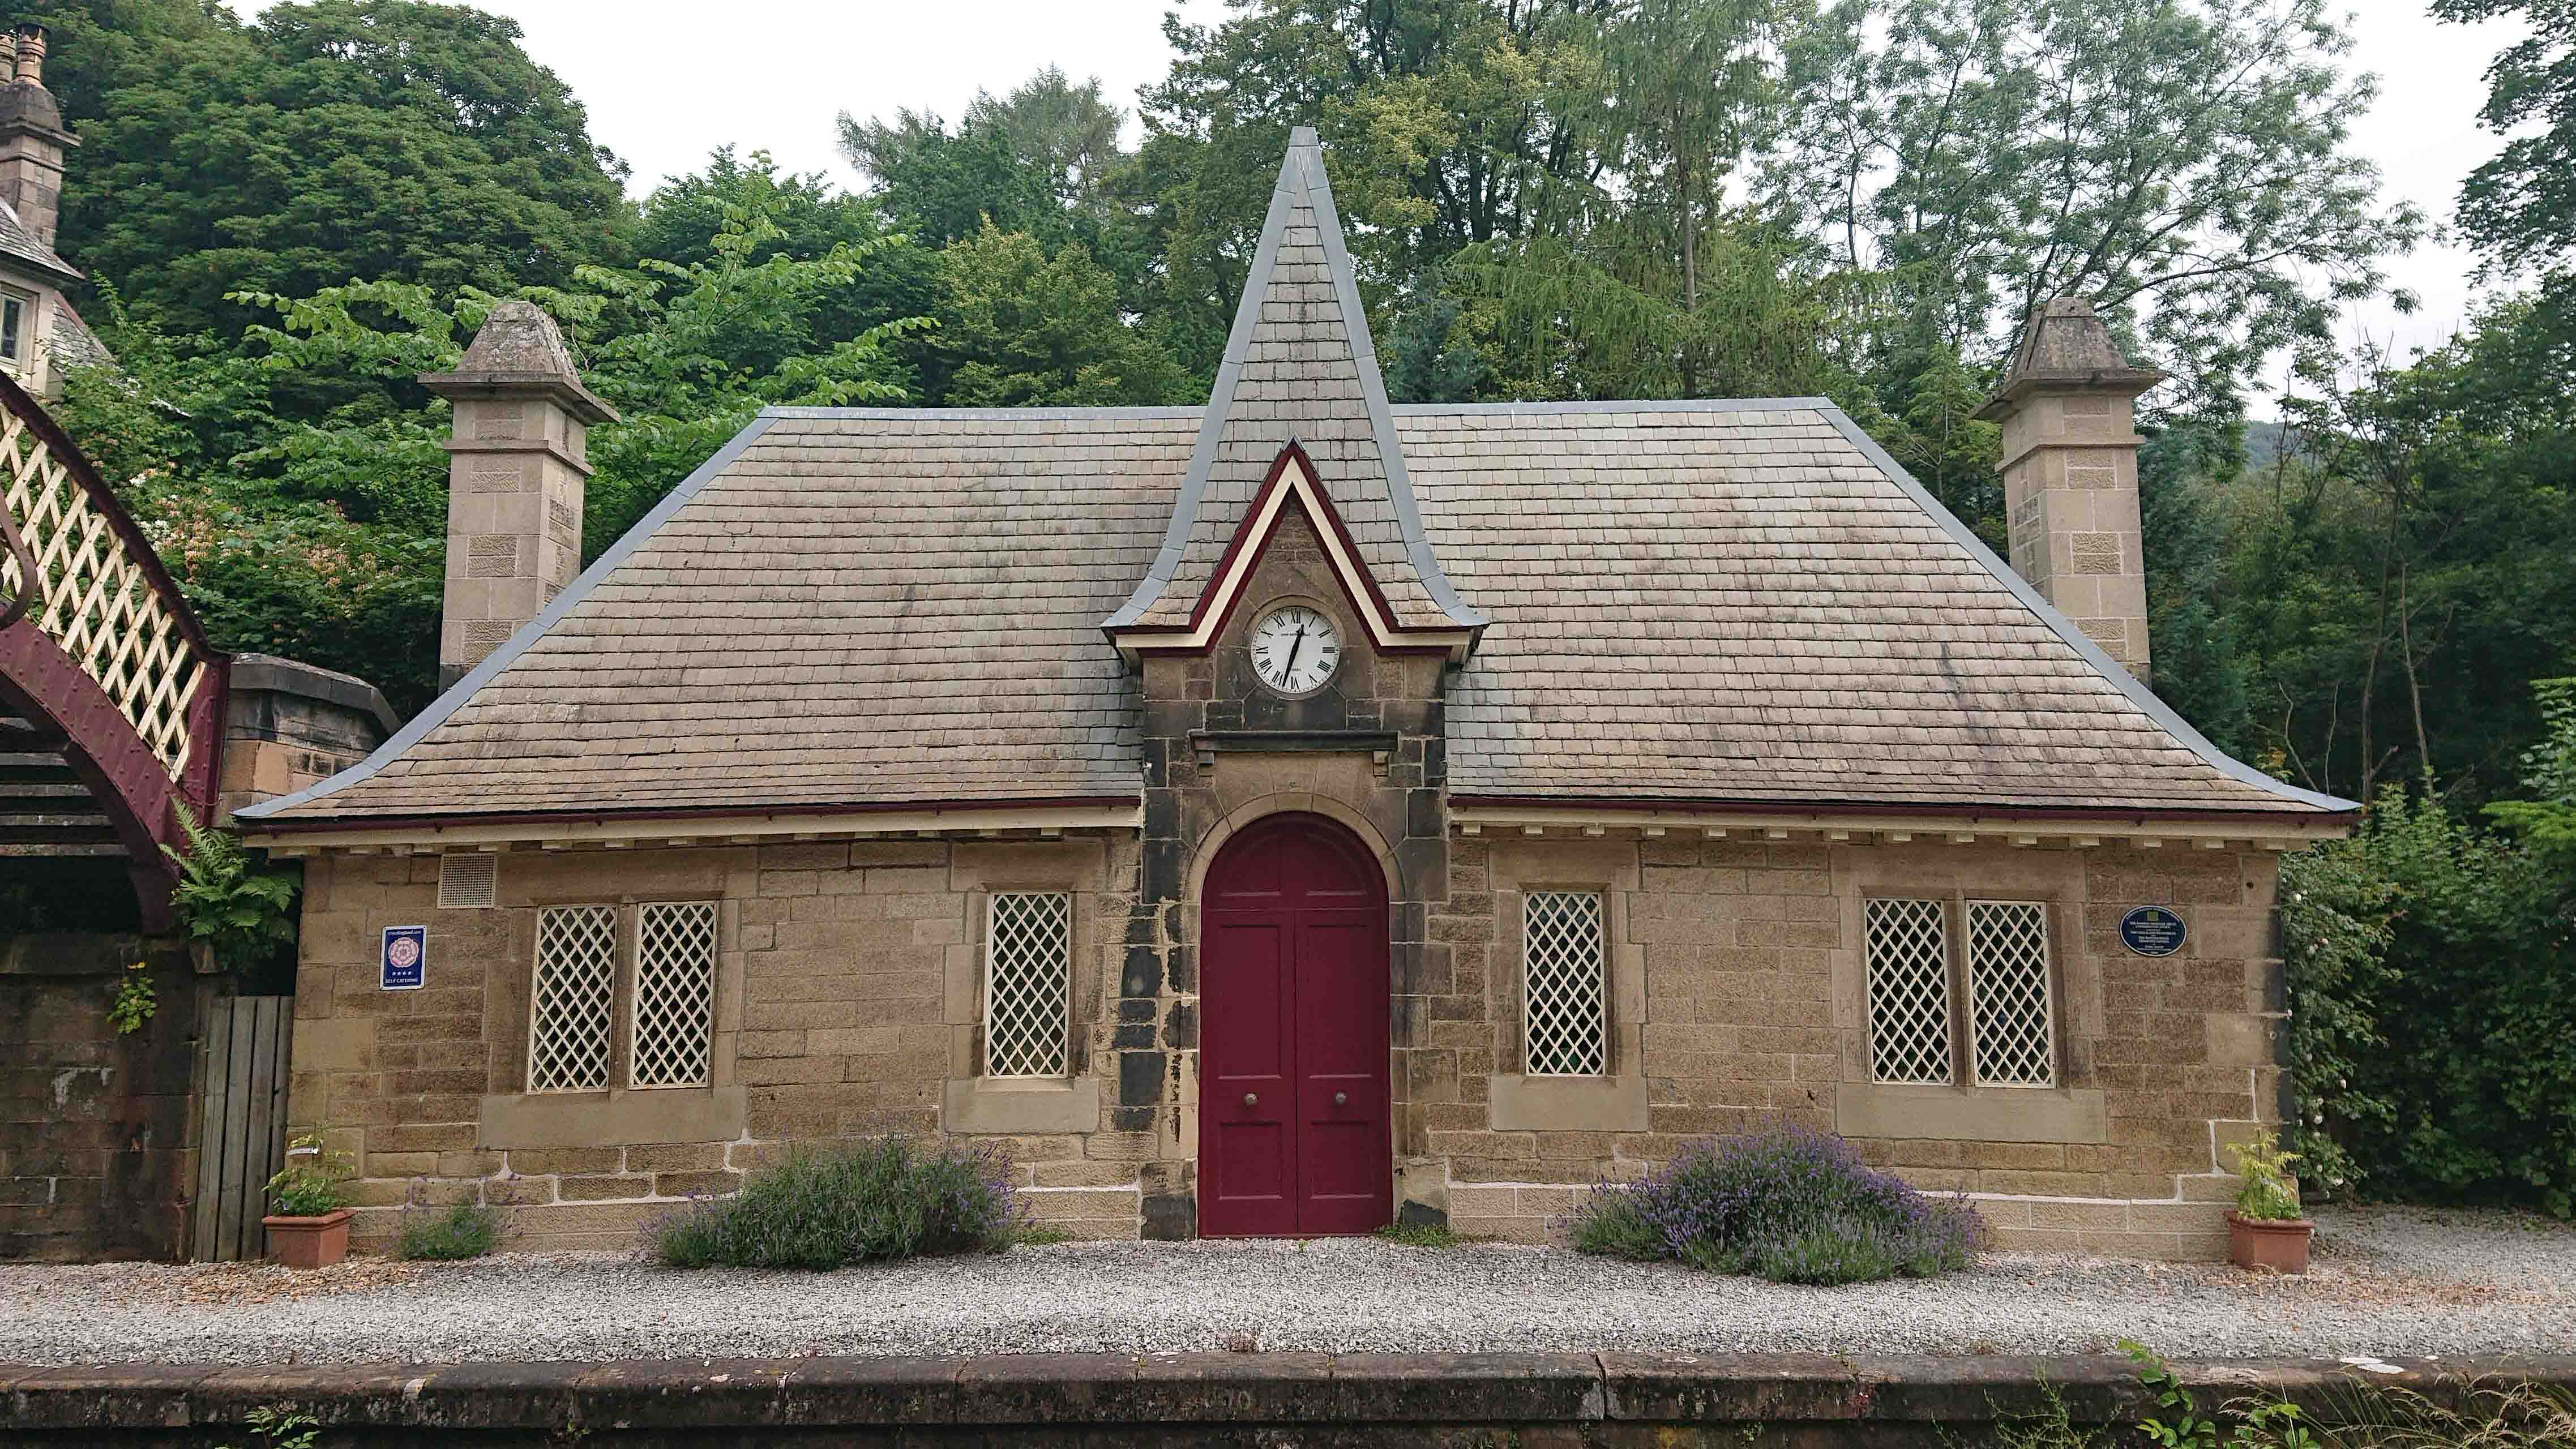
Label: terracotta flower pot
xmin=2227 ymin=1211 xmax=2313 ymax=1274
xmin=263 ymin=1208 xmax=353 ymax=1270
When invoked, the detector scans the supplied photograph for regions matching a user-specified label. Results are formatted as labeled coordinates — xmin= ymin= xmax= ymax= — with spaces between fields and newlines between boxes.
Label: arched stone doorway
xmin=1197 ymin=811 xmax=1393 ymax=1236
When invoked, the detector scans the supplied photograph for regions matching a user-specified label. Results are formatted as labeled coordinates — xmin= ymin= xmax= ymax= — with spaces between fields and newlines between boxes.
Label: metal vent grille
xmin=983 ymin=892 xmax=1071 ymax=1078
xmin=436 ymin=853 xmax=498 ymax=910
xmin=631 ymin=901 xmax=717 ymax=1088
xmin=1967 ymin=899 xmax=2056 ymax=1087
xmin=1523 ymin=890 xmax=1607 ymax=1077
xmin=1865 ymin=898 xmax=1953 ymax=1084
xmin=528 ymin=904 xmax=617 ymax=1092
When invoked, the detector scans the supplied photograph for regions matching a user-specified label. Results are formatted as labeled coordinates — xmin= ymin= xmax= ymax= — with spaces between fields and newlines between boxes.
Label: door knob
xmin=1243 ymin=1092 xmax=1257 ymax=1107
xmin=1334 ymin=1091 xmax=1348 ymax=1106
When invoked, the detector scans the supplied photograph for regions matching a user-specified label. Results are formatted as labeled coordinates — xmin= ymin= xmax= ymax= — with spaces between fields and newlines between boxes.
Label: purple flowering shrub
xmin=655 ymin=1137 xmax=1025 ymax=1270
xmin=1568 ymin=1124 xmax=1983 ymax=1284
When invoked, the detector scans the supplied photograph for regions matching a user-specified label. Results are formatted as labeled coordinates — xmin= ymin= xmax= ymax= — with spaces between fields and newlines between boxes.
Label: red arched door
xmin=1198 ymin=812 xmax=1392 ymax=1236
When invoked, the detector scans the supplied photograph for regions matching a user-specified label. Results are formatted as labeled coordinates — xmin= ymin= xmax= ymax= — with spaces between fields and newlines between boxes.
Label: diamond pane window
xmin=984 ymin=892 xmax=1071 ymax=1078
xmin=528 ymin=904 xmax=618 ymax=1092
xmin=1865 ymin=898 xmax=1953 ymax=1084
xmin=1967 ymin=900 xmax=2056 ymax=1087
xmin=631 ymin=901 xmax=718 ymax=1089
xmin=1523 ymin=890 xmax=1607 ymax=1077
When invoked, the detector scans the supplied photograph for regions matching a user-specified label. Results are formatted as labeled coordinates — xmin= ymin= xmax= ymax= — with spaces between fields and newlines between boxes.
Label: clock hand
xmin=1282 ymin=622 xmax=1306 ymax=679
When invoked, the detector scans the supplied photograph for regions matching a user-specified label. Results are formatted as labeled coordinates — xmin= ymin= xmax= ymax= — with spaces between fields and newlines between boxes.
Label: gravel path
xmin=3 ymin=1206 xmax=2568 ymax=1367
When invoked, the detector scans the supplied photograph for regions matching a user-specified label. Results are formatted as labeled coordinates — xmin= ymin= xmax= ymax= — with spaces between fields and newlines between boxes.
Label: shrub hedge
xmin=1568 ymin=1124 xmax=1982 ymax=1284
xmin=654 ymin=1138 xmax=1022 ymax=1270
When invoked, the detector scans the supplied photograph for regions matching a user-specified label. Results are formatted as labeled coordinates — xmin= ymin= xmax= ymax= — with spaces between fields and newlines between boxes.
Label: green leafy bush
xmin=2282 ymin=683 xmax=2576 ymax=1215
xmin=1566 ymin=1125 xmax=1982 ymax=1284
xmin=264 ymin=1134 xmax=353 ymax=1218
xmin=653 ymin=1138 xmax=1022 ymax=1270
xmin=395 ymin=1201 xmax=500 ymax=1261
xmin=108 ymin=963 xmax=157 ymax=1035
xmin=2231 ymin=1133 xmax=2304 ymax=1221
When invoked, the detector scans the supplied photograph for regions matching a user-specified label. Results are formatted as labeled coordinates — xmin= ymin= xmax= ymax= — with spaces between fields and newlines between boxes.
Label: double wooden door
xmin=1197 ymin=813 xmax=1392 ymax=1236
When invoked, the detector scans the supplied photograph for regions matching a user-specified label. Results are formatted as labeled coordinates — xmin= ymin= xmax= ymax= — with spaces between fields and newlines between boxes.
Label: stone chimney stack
xmin=1974 ymin=298 xmax=2167 ymax=681
xmin=0 ymin=22 xmax=76 ymax=249
xmin=420 ymin=302 xmax=618 ymax=691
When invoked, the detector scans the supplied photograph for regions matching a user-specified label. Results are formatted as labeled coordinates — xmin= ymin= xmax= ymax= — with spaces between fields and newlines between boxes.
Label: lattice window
xmin=1865 ymin=898 xmax=1954 ymax=1084
xmin=1967 ymin=900 xmax=2056 ymax=1087
xmin=1523 ymin=890 xmax=1607 ymax=1077
xmin=0 ymin=408 xmax=212 ymax=783
xmin=983 ymin=892 xmax=1071 ymax=1078
xmin=528 ymin=904 xmax=618 ymax=1092
xmin=631 ymin=901 xmax=718 ymax=1089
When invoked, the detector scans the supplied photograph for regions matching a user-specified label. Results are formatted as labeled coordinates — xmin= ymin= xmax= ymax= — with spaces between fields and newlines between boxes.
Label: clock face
xmin=1248 ymin=604 xmax=1341 ymax=695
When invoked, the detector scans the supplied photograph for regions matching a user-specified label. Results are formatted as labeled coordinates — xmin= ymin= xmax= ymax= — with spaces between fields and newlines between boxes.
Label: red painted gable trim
xmin=1115 ymin=441 xmax=1455 ymax=657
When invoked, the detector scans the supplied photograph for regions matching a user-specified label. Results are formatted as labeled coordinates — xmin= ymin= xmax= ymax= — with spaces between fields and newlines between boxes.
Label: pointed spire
xmin=1106 ymin=127 xmax=1482 ymax=649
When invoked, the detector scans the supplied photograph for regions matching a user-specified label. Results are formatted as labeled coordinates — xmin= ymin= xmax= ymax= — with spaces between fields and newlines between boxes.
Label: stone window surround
xmin=480 ymin=888 xmax=749 ymax=1150
xmin=943 ymin=839 xmax=1109 ymax=1137
xmin=1484 ymin=839 xmax=1649 ymax=1133
xmin=1835 ymin=861 xmax=2104 ymax=1145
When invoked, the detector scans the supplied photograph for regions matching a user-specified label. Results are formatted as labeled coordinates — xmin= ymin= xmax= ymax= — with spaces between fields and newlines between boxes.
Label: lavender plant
xmin=654 ymin=1137 xmax=1025 ymax=1270
xmin=1568 ymin=1124 xmax=1983 ymax=1284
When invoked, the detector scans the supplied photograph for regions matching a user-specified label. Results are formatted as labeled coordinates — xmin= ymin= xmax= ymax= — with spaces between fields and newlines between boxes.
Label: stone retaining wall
xmin=1 ymin=1352 xmax=2566 ymax=1447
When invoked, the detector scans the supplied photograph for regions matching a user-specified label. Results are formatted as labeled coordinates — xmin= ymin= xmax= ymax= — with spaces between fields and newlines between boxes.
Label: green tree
xmin=2436 ymin=0 xmax=2576 ymax=278
xmin=28 ymin=0 xmax=631 ymax=338
xmin=927 ymin=223 xmax=1187 ymax=409
xmin=1769 ymin=0 xmax=2421 ymax=416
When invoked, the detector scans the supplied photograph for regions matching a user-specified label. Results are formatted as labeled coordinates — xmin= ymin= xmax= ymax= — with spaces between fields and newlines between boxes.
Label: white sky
xmin=224 ymin=0 xmax=2520 ymax=408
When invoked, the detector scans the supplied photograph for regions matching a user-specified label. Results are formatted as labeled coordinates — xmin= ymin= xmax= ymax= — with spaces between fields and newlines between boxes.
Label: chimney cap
xmin=419 ymin=299 xmax=619 ymax=423
xmin=1974 ymin=297 xmax=2166 ymax=421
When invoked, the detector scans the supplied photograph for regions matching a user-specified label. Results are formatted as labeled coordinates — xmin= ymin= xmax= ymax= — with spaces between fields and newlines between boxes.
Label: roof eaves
xmin=1390 ymin=396 xmax=1835 ymax=418
xmin=235 ymin=412 xmax=784 ymax=821
xmin=759 ymin=405 xmax=1202 ymax=423
xmin=1809 ymin=402 xmax=2358 ymax=816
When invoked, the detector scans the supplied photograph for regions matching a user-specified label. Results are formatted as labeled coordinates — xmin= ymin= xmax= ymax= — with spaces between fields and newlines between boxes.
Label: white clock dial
xmin=1248 ymin=605 xmax=1341 ymax=695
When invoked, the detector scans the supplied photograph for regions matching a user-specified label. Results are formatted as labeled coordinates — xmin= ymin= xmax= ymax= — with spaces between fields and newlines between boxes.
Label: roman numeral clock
xmin=1250 ymin=603 xmax=1340 ymax=695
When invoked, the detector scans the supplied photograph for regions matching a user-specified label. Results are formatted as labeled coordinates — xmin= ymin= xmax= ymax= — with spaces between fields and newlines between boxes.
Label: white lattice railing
xmin=632 ymin=900 xmax=718 ymax=1088
xmin=529 ymin=904 xmax=618 ymax=1092
xmin=1524 ymin=890 xmax=1607 ymax=1077
xmin=1967 ymin=900 xmax=2056 ymax=1087
xmin=1865 ymin=897 xmax=1953 ymax=1084
xmin=983 ymin=891 xmax=1071 ymax=1078
xmin=0 ymin=405 xmax=211 ymax=784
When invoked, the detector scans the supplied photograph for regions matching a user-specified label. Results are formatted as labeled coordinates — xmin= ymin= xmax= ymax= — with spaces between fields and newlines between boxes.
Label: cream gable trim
xmin=1448 ymin=803 xmax=2347 ymax=848
xmin=1111 ymin=449 xmax=1474 ymax=662
xmin=245 ymin=801 xmax=1144 ymax=856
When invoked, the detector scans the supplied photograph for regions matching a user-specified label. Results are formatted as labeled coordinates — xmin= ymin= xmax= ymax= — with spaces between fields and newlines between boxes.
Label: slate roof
xmin=242 ymin=131 xmax=2351 ymax=830
xmin=1106 ymin=127 xmax=1480 ymax=639
xmin=0 ymin=195 xmax=76 ymax=284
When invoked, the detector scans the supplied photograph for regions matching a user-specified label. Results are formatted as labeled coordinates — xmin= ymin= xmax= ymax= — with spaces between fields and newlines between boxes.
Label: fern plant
xmin=161 ymin=803 xmax=298 ymax=974
xmin=2232 ymin=1132 xmax=2305 ymax=1222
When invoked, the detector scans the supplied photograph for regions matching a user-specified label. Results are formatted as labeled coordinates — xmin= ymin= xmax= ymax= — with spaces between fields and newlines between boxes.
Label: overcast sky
xmin=228 ymin=1 xmax=2521 ymax=408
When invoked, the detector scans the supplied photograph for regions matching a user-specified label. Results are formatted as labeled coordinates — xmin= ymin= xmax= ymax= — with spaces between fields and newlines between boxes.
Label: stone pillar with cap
xmin=420 ymin=301 xmax=618 ymax=691
xmin=1974 ymin=298 xmax=2167 ymax=681
xmin=0 ymin=23 xmax=77 ymax=250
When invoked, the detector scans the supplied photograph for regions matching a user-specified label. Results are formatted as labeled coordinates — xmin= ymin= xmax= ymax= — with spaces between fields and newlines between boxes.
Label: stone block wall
xmin=0 ymin=934 xmax=201 ymax=1259
xmin=288 ymin=823 xmax=2286 ymax=1260
xmin=289 ymin=835 xmax=1145 ymax=1253
xmin=1430 ymin=834 xmax=2285 ymax=1259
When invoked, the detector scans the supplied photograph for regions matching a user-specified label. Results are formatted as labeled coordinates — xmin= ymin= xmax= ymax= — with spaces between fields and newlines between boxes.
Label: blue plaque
xmin=380 ymin=925 xmax=427 ymax=990
xmin=2118 ymin=906 xmax=2185 ymax=957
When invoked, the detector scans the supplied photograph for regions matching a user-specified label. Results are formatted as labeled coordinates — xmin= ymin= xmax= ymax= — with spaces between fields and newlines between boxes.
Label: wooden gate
xmin=190 ymin=994 xmax=292 ymax=1262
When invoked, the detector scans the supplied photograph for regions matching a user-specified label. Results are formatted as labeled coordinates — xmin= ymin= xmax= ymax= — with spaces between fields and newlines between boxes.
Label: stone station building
xmin=238 ymin=130 xmax=2355 ymax=1259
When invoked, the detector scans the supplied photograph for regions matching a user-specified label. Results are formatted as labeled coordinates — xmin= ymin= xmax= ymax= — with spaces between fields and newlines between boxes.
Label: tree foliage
xmin=28 ymin=0 xmax=631 ymax=339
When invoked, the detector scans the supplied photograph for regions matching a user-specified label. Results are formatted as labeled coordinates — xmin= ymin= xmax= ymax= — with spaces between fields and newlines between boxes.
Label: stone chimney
xmin=1974 ymin=298 xmax=2166 ymax=681
xmin=0 ymin=22 xmax=75 ymax=248
xmin=420 ymin=302 xmax=618 ymax=690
